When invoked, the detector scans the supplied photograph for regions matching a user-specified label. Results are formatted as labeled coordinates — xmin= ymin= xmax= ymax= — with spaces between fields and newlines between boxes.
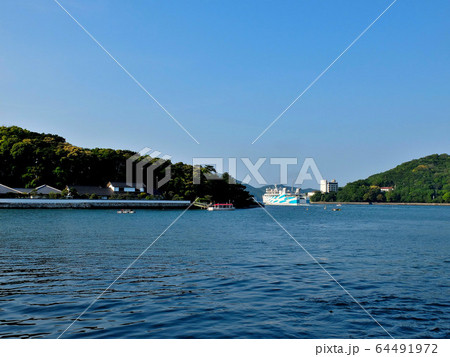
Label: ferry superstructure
xmin=262 ymin=186 xmax=309 ymax=206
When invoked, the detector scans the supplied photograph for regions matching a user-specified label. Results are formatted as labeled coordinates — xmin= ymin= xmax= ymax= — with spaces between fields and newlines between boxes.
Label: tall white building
xmin=320 ymin=179 xmax=327 ymax=193
xmin=320 ymin=179 xmax=338 ymax=193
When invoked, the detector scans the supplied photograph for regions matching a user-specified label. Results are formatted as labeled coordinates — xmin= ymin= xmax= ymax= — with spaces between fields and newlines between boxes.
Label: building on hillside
xmin=14 ymin=185 xmax=62 ymax=196
xmin=69 ymin=186 xmax=114 ymax=199
xmin=13 ymin=188 xmax=33 ymax=194
xmin=67 ymin=182 xmax=146 ymax=199
xmin=380 ymin=186 xmax=394 ymax=192
xmin=107 ymin=182 xmax=145 ymax=193
xmin=0 ymin=184 xmax=22 ymax=196
xmin=320 ymin=179 xmax=338 ymax=193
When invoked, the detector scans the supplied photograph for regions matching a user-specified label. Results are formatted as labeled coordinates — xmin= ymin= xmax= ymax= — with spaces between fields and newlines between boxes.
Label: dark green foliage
xmin=310 ymin=191 xmax=337 ymax=202
xmin=310 ymin=192 xmax=322 ymax=202
xmin=362 ymin=188 xmax=381 ymax=202
xmin=0 ymin=126 xmax=254 ymax=206
xmin=155 ymin=163 xmax=253 ymax=207
xmin=443 ymin=192 xmax=450 ymax=203
xmin=337 ymin=154 xmax=450 ymax=203
xmin=48 ymin=192 xmax=61 ymax=199
xmin=0 ymin=126 xmax=134 ymax=187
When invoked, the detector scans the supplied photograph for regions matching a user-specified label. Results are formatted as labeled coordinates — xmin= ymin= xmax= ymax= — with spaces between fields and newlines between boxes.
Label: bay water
xmin=0 ymin=205 xmax=449 ymax=338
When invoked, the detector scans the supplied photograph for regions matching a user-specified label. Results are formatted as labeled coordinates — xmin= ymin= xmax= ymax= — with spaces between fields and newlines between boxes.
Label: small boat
xmin=332 ymin=208 xmax=341 ymax=211
xmin=117 ymin=209 xmax=135 ymax=214
xmin=207 ymin=203 xmax=235 ymax=211
xmin=336 ymin=204 xmax=342 ymax=207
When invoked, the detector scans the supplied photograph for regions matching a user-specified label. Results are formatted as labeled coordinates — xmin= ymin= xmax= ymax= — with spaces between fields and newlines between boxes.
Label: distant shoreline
xmin=311 ymin=201 xmax=450 ymax=206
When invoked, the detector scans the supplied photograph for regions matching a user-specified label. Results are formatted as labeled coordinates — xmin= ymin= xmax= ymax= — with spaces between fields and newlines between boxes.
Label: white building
xmin=320 ymin=180 xmax=327 ymax=193
xmin=320 ymin=179 xmax=338 ymax=193
xmin=107 ymin=182 xmax=145 ymax=193
xmin=380 ymin=186 xmax=394 ymax=192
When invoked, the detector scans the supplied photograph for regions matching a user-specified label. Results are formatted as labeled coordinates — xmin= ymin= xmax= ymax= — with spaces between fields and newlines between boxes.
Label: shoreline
xmin=0 ymin=199 xmax=191 ymax=209
xmin=310 ymin=201 xmax=450 ymax=206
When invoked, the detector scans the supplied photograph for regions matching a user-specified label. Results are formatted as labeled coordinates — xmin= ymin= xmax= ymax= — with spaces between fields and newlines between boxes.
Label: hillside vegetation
xmin=312 ymin=154 xmax=450 ymax=203
xmin=0 ymin=126 xmax=253 ymax=206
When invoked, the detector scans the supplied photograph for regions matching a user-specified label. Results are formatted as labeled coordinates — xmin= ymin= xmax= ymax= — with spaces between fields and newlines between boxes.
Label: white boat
xmin=262 ymin=185 xmax=309 ymax=206
xmin=207 ymin=203 xmax=235 ymax=211
xmin=117 ymin=209 xmax=135 ymax=214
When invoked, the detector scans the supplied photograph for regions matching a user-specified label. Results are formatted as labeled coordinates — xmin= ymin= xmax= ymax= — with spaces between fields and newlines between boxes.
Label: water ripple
xmin=0 ymin=206 xmax=449 ymax=338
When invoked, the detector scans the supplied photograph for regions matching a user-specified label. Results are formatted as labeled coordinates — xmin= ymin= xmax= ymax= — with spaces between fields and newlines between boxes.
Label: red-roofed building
xmin=380 ymin=187 xmax=394 ymax=192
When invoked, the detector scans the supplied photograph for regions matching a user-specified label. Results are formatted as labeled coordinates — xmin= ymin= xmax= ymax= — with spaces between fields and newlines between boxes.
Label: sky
xmin=1 ymin=0 xmax=449 ymax=188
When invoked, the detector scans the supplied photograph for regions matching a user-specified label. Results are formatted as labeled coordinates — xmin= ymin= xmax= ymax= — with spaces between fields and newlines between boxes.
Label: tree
xmin=376 ymin=193 xmax=385 ymax=202
xmin=0 ymin=125 xmax=272 ymax=207
xmin=443 ymin=192 xmax=450 ymax=203
xmin=48 ymin=192 xmax=61 ymax=199
xmin=138 ymin=192 xmax=148 ymax=200
xmin=310 ymin=192 xmax=323 ymax=202
xmin=323 ymin=192 xmax=337 ymax=202
xmin=363 ymin=188 xmax=380 ymax=202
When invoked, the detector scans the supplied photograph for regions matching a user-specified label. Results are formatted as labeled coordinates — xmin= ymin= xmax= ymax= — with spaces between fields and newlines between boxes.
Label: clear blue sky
xmin=1 ymin=0 xmax=449 ymax=187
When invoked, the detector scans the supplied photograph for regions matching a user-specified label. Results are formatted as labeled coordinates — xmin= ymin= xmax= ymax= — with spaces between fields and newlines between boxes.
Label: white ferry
xmin=262 ymin=186 xmax=309 ymax=206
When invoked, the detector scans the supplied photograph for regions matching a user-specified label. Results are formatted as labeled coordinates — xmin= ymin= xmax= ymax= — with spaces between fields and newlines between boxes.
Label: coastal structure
xmin=262 ymin=186 xmax=309 ymax=206
xmin=107 ymin=182 xmax=145 ymax=193
xmin=69 ymin=186 xmax=114 ymax=199
xmin=67 ymin=182 xmax=146 ymax=198
xmin=14 ymin=184 xmax=61 ymax=196
xmin=1 ymin=181 xmax=146 ymax=199
xmin=0 ymin=184 xmax=22 ymax=196
xmin=320 ymin=179 xmax=338 ymax=193
xmin=0 ymin=199 xmax=190 ymax=209
xmin=380 ymin=186 xmax=394 ymax=192
xmin=0 ymin=182 xmax=190 ymax=209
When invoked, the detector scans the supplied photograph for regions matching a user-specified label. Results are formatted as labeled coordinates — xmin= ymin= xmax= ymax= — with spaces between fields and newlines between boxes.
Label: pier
xmin=192 ymin=201 xmax=209 ymax=209
xmin=0 ymin=199 xmax=191 ymax=209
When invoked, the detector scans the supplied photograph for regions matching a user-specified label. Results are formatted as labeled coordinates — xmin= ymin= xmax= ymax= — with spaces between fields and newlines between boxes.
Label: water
xmin=0 ymin=205 xmax=449 ymax=338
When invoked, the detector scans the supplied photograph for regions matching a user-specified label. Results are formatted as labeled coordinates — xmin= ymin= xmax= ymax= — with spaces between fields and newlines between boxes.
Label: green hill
xmin=0 ymin=126 xmax=134 ymax=188
xmin=313 ymin=154 xmax=450 ymax=203
xmin=0 ymin=126 xmax=254 ymax=206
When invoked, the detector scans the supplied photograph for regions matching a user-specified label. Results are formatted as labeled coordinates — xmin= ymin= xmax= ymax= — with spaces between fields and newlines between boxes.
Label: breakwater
xmin=0 ymin=199 xmax=191 ymax=209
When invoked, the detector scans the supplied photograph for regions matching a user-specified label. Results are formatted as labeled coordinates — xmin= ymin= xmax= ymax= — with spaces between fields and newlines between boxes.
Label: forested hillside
xmin=0 ymin=126 xmax=134 ymax=188
xmin=0 ymin=126 xmax=254 ymax=206
xmin=312 ymin=154 xmax=450 ymax=203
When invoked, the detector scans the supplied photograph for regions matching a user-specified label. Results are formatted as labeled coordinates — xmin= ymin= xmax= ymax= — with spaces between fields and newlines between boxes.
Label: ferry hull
xmin=262 ymin=194 xmax=309 ymax=206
